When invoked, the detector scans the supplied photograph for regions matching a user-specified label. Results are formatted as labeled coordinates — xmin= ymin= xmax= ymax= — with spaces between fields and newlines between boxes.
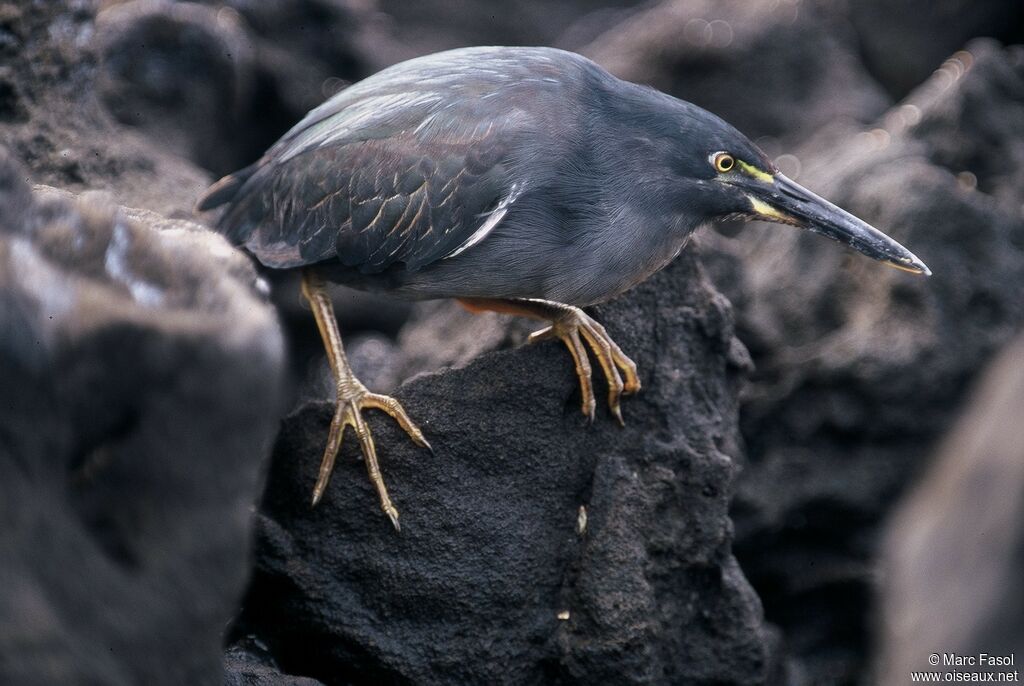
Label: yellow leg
xmin=301 ymin=271 xmax=430 ymax=530
xmin=458 ymin=297 xmax=640 ymax=424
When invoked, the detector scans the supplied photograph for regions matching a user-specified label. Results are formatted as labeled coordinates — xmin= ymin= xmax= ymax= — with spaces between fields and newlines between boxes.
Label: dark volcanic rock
xmin=842 ymin=0 xmax=1024 ymax=98
xmin=582 ymin=0 xmax=890 ymax=147
xmin=207 ymin=0 xmax=386 ymax=118
xmin=0 ymin=152 xmax=285 ymax=686
xmin=876 ymin=333 xmax=1024 ymax=684
xmin=707 ymin=40 xmax=1024 ymax=684
xmin=372 ymin=0 xmax=635 ymax=67
xmin=95 ymin=1 xmax=258 ymax=176
xmin=95 ymin=0 xmax=392 ymax=176
xmin=224 ymin=642 xmax=325 ymax=686
xmin=235 ymin=251 xmax=783 ymax=685
xmin=906 ymin=44 xmax=1024 ymax=207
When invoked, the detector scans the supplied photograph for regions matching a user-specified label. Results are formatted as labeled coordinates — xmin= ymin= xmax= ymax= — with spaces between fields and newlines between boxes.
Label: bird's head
xmin=657 ymin=106 xmax=931 ymax=276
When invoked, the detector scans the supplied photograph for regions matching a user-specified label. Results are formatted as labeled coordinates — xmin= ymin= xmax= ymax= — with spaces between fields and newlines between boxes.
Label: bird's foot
xmin=528 ymin=306 xmax=640 ymax=424
xmin=313 ymin=378 xmax=430 ymax=531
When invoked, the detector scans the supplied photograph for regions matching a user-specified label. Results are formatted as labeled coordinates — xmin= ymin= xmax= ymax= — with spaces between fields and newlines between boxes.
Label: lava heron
xmin=198 ymin=46 xmax=930 ymax=529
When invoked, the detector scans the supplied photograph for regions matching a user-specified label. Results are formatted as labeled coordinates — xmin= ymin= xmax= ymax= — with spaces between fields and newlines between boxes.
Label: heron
xmin=198 ymin=47 xmax=929 ymax=530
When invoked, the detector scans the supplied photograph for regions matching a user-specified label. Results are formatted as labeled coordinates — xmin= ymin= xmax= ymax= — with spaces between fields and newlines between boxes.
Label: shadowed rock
xmin=224 ymin=642 xmax=326 ymax=686
xmin=203 ymin=0 xmax=385 ymax=119
xmin=582 ymin=0 xmax=890 ymax=147
xmin=843 ymin=0 xmax=1024 ymax=97
xmin=876 ymin=333 xmax=1024 ymax=684
xmin=94 ymin=0 xmax=389 ymax=177
xmin=233 ymin=250 xmax=785 ymax=685
xmin=0 ymin=151 xmax=285 ymax=686
xmin=95 ymin=1 xmax=258 ymax=176
xmin=702 ymin=39 xmax=1024 ymax=684
xmin=394 ymin=300 xmax=535 ymax=384
xmin=372 ymin=0 xmax=635 ymax=67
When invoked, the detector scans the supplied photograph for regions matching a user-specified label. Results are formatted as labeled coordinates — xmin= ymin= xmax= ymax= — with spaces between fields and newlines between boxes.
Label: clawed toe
xmin=311 ymin=388 xmax=427 ymax=531
xmin=529 ymin=305 xmax=641 ymax=424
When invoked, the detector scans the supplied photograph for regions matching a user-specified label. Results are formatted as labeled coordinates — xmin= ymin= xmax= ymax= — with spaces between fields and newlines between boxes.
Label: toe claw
xmin=310 ymin=407 xmax=346 ymax=509
xmin=311 ymin=459 xmax=333 ymax=507
xmin=385 ymin=506 xmax=401 ymax=532
xmin=308 ymin=385 xmax=427 ymax=529
xmin=611 ymin=403 xmax=625 ymax=426
xmin=409 ymin=429 xmax=430 ymax=450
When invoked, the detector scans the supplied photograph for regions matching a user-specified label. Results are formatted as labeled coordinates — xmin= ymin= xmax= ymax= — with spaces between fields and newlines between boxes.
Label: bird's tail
xmin=194 ymin=161 xmax=259 ymax=212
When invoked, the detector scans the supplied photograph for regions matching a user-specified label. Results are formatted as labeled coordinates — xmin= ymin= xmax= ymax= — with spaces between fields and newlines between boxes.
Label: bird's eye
xmin=712 ymin=152 xmax=735 ymax=173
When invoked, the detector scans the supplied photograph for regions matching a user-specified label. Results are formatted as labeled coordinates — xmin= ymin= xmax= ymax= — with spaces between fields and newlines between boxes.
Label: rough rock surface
xmin=876 ymin=333 xmax=1024 ymax=684
xmin=582 ymin=0 xmax=891 ymax=147
xmin=224 ymin=642 xmax=326 ymax=686
xmin=232 ymin=251 xmax=783 ymax=685
xmin=703 ymin=39 xmax=1024 ymax=684
xmin=0 ymin=151 xmax=285 ymax=685
xmin=0 ymin=1 xmax=211 ymax=216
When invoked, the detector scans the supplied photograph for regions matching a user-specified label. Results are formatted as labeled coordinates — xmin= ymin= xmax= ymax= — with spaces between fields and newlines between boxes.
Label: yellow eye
xmin=713 ymin=152 xmax=735 ymax=173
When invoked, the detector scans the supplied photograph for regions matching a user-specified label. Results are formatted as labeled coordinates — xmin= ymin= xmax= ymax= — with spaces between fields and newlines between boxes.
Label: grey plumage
xmin=201 ymin=48 xmax=740 ymax=304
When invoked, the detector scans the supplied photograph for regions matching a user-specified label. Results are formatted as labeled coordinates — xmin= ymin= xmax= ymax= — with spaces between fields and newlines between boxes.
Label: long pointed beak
xmin=740 ymin=173 xmax=931 ymax=276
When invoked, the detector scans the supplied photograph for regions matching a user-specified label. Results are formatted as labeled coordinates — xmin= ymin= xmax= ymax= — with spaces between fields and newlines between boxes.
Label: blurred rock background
xmin=1 ymin=0 xmax=1023 ymax=685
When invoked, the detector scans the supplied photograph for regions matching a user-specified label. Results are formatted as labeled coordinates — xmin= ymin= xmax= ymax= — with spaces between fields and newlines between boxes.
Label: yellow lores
xmin=714 ymin=152 xmax=801 ymax=229
xmin=736 ymin=159 xmax=774 ymax=183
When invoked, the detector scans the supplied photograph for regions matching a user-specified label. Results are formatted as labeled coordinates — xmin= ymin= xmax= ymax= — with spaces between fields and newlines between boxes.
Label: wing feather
xmin=216 ymin=110 xmax=520 ymax=271
xmin=207 ymin=47 xmax=587 ymax=272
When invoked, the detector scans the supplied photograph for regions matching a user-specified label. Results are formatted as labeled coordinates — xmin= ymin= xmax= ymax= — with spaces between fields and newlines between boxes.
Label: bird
xmin=197 ymin=46 xmax=930 ymax=530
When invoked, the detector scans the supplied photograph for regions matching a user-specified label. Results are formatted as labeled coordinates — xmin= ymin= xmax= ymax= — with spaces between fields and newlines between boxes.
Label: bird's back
xmin=198 ymin=47 xmax=601 ymax=273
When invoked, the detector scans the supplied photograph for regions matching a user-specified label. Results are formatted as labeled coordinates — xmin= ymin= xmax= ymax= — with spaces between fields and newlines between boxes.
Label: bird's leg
xmin=301 ymin=271 xmax=430 ymax=530
xmin=457 ymin=298 xmax=640 ymax=424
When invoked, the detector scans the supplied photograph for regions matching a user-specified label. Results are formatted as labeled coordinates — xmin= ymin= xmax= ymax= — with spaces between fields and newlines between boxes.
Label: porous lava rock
xmin=234 ymin=251 xmax=785 ymax=685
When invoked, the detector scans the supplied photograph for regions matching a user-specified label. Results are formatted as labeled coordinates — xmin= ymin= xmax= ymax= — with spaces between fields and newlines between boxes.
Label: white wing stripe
xmin=443 ymin=182 xmax=523 ymax=259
